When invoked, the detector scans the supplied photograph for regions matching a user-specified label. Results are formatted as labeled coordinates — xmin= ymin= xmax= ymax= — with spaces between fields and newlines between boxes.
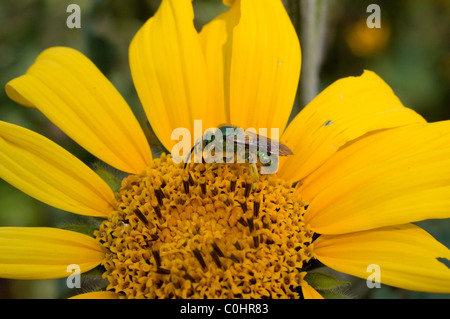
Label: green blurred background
xmin=0 ymin=0 xmax=449 ymax=298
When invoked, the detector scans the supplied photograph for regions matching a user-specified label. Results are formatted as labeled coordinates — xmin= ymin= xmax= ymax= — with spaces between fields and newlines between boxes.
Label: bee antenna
xmin=184 ymin=139 xmax=203 ymax=169
xmin=184 ymin=145 xmax=196 ymax=169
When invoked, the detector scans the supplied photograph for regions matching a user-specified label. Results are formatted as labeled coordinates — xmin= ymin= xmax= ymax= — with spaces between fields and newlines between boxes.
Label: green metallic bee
xmin=184 ymin=125 xmax=293 ymax=187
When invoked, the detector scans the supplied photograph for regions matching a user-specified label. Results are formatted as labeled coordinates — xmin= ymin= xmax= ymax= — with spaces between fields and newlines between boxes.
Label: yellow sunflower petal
xmin=301 ymin=283 xmax=324 ymax=299
xmin=314 ymin=224 xmax=450 ymax=293
xmin=0 ymin=227 xmax=105 ymax=280
xmin=69 ymin=291 xmax=119 ymax=299
xmin=198 ymin=8 xmax=237 ymax=126
xmin=5 ymin=47 xmax=152 ymax=174
xmin=278 ymin=70 xmax=426 ymax=183
xmin=129 ymin=0 xmax=208 ymax=150
xmin=0 ymin=121 xmax=115 ymax=217
xmin=226 ymin=0 xmax=301 ymax=134
xmin=304 ymin=121 xmax=450 ymax=234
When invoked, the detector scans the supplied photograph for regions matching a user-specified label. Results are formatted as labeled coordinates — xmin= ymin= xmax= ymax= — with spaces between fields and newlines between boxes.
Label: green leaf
xmin=82 ymin=265 xmax=106 ymax=277
xmin=92 ymin=162 xmax=123 ymax=192
xmin=317 ymin=289 xmax=349 ymax=299
xmin=304 ymin=271 xmax=351 ymax=290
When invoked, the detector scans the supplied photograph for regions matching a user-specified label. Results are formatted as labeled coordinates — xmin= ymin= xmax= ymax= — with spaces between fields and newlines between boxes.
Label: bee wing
xmin=230 ymin=130 xmax=259 ymax=150
xmin=231 ymin=130 xmax=293 ymax=156
xmin=277 ymin=143 xmax=293 ymax=156
xmin=254 ymin=134 xmax=293 ymax=156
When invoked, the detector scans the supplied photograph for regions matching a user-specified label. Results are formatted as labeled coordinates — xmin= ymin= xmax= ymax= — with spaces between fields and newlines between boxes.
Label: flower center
xmin=95 ymin=154 xmax=315 ymax=298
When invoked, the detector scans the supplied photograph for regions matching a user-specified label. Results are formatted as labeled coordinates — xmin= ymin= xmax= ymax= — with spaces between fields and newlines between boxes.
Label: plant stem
xmin=288 ymin=0 xmax=330 ymax=108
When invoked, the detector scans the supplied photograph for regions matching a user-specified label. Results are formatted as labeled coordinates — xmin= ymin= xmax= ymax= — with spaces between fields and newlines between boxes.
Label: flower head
xmin=1 ymin=0 xmax=450 ymax=299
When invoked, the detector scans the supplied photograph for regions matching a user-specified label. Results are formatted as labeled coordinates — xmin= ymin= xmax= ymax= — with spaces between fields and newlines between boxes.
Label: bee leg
xmin=248 ymin=153 xmax=259 ymax=190
xmin=250 ymin=163 xmax=259 ymax=190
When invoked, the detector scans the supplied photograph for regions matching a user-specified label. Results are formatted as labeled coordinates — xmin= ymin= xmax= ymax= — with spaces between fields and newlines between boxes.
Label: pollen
xmin=95 ymin=154 xmax=315 ymax=298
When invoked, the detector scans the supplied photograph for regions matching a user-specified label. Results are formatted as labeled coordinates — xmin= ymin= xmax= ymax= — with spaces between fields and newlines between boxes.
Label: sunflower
xmin=1 ymin=0 xmax=450 ymax=299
